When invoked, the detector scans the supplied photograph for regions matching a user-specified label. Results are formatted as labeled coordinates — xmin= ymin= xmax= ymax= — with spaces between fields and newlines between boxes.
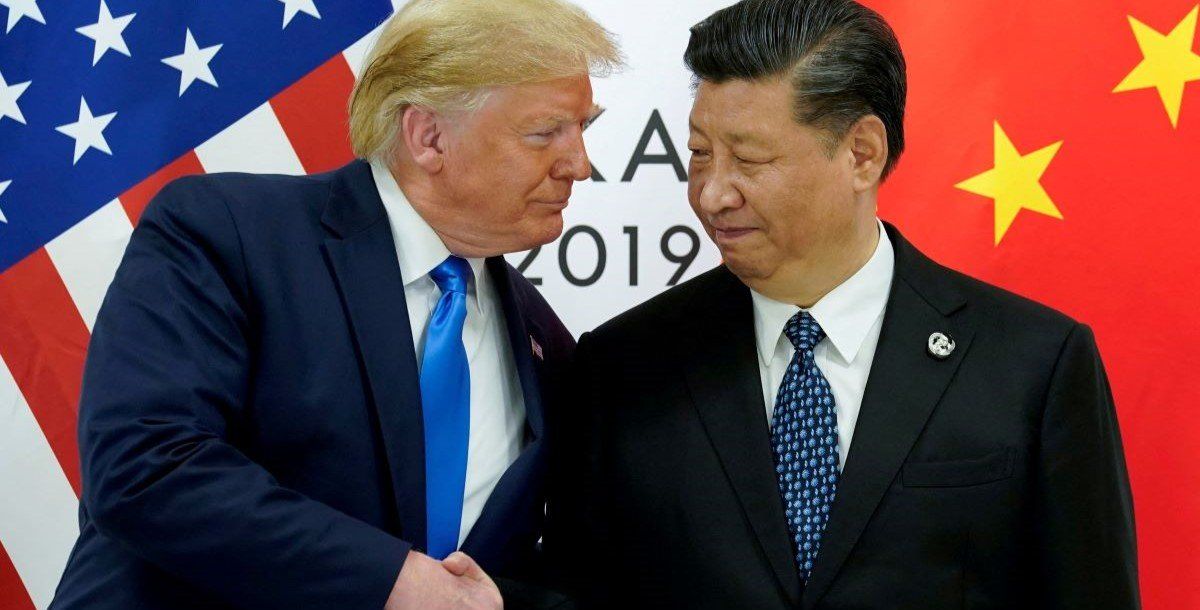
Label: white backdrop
xmin=495 ymin=0 xmax=732 ymax=335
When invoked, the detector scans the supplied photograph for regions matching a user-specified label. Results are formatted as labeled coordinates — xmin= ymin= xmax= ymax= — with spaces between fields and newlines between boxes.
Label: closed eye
xmin=527 ymin=127 xmax=559 ymax=141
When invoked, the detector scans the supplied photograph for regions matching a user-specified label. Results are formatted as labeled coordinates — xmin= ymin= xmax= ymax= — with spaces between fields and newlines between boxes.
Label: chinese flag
xmin=863 ymin=1 xmax=1200 ymax=607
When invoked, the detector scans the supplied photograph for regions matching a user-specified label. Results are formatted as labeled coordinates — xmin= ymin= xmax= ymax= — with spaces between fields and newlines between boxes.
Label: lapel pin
xmin=530 ymin=336 xmax=544 ymax=361
xmin=927 ymin=332 xmax=956 ymax=360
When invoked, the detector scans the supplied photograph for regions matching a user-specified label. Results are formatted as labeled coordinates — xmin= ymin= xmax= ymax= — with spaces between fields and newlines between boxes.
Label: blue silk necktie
xmin=421 ymin=256 xmax=473 ymax=560
xmin=769 ymin=311 xmax=841 ymax=582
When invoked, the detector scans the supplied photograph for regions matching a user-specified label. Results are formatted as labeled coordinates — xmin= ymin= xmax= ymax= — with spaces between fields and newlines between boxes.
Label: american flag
xmin=0 ymin=1 xmax=395 ymax=607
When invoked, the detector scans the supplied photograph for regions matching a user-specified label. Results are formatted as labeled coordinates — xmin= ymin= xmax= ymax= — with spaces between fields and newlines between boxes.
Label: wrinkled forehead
xmin=689 ymin=78 xmax=793 ymax=138
xmin=472 ymin=75 xmax=601 ymax=127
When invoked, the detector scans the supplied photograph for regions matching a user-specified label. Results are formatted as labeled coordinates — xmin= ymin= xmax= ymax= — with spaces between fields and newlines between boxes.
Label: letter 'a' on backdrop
xmin=0 ymin=0 xmax=1197 ymax=608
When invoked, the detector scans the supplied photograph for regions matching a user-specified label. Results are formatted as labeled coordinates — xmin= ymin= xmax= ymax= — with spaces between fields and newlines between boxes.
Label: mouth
xmin=713 ymin=227 xmax=758 ymax=244
xmin=535 ymin=197 xmax=570 ymax=210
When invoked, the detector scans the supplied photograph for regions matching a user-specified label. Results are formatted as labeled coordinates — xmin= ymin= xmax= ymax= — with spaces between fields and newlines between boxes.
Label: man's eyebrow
xmin=582 ymin=105 xmax=605 ymax=131
xmin=526 ymin=105 xmax=606 ymax=131
xmin=727 ymin=131 xmax=769 ymax=146
xmin=687 ymin=122 xmax=765 ymax=147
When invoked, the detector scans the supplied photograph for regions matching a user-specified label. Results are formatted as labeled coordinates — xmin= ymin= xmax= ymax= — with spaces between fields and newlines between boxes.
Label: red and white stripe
xmin=0 ymin=19 xmax=384 ymax=605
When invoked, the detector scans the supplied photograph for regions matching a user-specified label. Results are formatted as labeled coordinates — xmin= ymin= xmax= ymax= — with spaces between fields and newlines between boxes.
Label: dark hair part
xmin=684 ymin=0 xmax=907 ymax=180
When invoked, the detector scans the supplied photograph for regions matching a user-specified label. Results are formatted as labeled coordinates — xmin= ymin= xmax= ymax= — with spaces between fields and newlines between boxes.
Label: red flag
xmin=865 ymin=1 xmax=1200 ymax=607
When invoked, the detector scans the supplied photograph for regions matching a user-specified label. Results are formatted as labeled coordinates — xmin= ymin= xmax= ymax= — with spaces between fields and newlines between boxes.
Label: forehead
xmin=689 ymin=77 xmax=798 ymax=141
xmin=485 ymin=75 xmax=596 ymax=124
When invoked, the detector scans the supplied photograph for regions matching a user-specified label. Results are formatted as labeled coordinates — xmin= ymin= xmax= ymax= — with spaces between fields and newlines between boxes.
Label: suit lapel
xmin=487 ymin=257 xmax=546 ymax=442
xmin=320 ymin=161 xmax=428 ymax=551
xmin=681 ymin=268 xmax=804 ymax=608
xmin=802 ymin=225 xmax=975 ymax=609
xmin=460 ymin=258 xmax=545 ymax=561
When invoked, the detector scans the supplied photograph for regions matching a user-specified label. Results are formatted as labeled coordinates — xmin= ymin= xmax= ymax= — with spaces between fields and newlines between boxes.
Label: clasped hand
xmin=385 ymin=549 xmax=503 ymax=610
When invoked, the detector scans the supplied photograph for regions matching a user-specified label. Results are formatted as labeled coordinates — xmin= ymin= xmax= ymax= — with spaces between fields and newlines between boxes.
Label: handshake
xmin=385 ymin=550 xmax=504 ymax=610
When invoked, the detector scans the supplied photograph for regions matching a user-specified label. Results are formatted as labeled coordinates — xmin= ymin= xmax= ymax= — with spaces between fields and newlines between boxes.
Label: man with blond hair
xmin=49 ymin=1 xmax=620 ymax=609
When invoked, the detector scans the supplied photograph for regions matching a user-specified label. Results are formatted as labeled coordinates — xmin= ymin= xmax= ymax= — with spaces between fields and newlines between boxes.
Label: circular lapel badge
xmin=927 ymin=332 xmax=956 ymax=360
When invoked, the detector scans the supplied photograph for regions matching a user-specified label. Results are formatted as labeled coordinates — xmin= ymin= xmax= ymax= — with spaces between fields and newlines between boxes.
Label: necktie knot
xmin=784 ymin=311 xmax=826 ymax=354
xmin=430 ymin=256 xmax=472 ymax=295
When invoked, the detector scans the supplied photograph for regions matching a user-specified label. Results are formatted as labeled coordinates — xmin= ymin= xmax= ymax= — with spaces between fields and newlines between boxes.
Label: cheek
xmin=741 ymin=173 xmax=792 ymax=225
xmin=749 ymin=177 xmax=818 ymax=247
xmin=473 ymin=161 xmax=541 ymax=221
xmin=443 ymin=141 xmax=500 ymax=206
xmin=809 ymin=169 xmax=856 ymax=229
xmin=686 ymin=178 xmax=705 ymax=213
xmin=512 ymin=155 xmax=558 ymax=198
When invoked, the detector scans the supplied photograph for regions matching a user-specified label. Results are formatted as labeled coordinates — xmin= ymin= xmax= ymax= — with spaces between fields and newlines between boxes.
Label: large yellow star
xmin=1113 ymin=5 xmax=1200 ymax=128
xmin=955 ymin=122 xmax=1064 ymax=245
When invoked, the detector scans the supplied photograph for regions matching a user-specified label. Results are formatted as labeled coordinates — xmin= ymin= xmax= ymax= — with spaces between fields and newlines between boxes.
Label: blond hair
xmin=348 ymin=0 xmax=623 ymax=160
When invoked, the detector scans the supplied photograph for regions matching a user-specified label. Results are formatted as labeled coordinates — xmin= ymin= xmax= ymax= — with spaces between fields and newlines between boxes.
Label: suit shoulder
xmin=589 ymin=265 xmax=731 ymax=341
xmin=148 ymin=170 xmax=331 ymax=222
xmin=139 ymin=168 xmax=350 ymax=261
xmin=916 ymin=261 xmax=1081 ymax=341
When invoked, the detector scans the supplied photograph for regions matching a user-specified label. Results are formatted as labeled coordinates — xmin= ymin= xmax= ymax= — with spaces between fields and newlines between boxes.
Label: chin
xmin=518 ymin=215 xmax=565 ymax=250
xmin=542 ymin=213 xmax=566 ymax=241
xmin=721 ymin=251 xmax=771 ymax=282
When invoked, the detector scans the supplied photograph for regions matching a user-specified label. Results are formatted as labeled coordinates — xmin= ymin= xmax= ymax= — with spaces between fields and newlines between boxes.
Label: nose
xmin=695 ymin=164 xmax=743 ymax=216
xmin=551 ymin=127 xmax=591 ymax=182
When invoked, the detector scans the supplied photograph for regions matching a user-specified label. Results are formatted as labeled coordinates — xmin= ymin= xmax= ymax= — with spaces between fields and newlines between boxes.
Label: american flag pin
xmin=530 ymin=336 xmax=544 ymax=361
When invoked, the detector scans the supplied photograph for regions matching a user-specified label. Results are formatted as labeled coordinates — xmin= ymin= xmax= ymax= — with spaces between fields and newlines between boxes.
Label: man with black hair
xmin=546 ymin=1 xmax=1139 ymax=608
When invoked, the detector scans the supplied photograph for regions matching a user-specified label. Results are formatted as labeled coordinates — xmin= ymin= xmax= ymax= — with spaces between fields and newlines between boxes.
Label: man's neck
xmin=752 ymin=220 xmax=880 ymax=308
xmin=385 ymin=157 xmax=500 ymax=259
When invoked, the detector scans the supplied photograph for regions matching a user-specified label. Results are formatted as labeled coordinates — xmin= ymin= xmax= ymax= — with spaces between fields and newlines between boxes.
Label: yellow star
xmin=955 ymin=122 xmax=1064 ymax=245
xmin=1113 ymin=5 xmax=1200 ymax=128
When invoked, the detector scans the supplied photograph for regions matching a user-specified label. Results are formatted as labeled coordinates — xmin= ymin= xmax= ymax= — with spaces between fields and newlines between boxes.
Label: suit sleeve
xmin=1034 ymin=322 xmax=1140 ymax=608
xmin=78 ymin=178 xmax=409 ymax=610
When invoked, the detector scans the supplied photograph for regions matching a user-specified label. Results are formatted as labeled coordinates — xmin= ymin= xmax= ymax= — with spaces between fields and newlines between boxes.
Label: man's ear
xmin=847 ymin=115 xmax=888 ymax=192
xmin=400 ymin=105 xmax=446 ymax=173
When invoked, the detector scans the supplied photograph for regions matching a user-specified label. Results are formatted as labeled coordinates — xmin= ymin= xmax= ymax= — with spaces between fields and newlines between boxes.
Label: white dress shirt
xmin=752 ymin=220 xmax=894 ymax=470
xmin=370 ymin=159 xmax=527 ymax=547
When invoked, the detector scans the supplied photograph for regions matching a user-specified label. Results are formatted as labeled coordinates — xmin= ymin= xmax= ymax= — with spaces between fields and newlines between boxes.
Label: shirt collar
xmin=370 ymin=158 xmax=487 ymax=312
xmin=750 ymin=219 xmax=895 ymax=365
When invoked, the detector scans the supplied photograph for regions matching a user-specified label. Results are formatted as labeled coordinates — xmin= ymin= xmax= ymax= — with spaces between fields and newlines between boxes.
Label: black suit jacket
xmin=547 ymin=223 xmax=1138 ymax=609
xmin=51 ymin=160 xmax=575 ymax=610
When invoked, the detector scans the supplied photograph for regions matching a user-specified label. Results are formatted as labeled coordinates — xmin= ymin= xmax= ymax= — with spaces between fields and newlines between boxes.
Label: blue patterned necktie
xmin=421 ymin=255 xmax=473 ymax=559
xmin=770 ymin=311 xmax=841 ymax=582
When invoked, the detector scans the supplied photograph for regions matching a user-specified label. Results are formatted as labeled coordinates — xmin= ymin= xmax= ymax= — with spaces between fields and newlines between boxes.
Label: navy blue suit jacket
xmin=50 ymin=160 xmax=575 ymax=610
